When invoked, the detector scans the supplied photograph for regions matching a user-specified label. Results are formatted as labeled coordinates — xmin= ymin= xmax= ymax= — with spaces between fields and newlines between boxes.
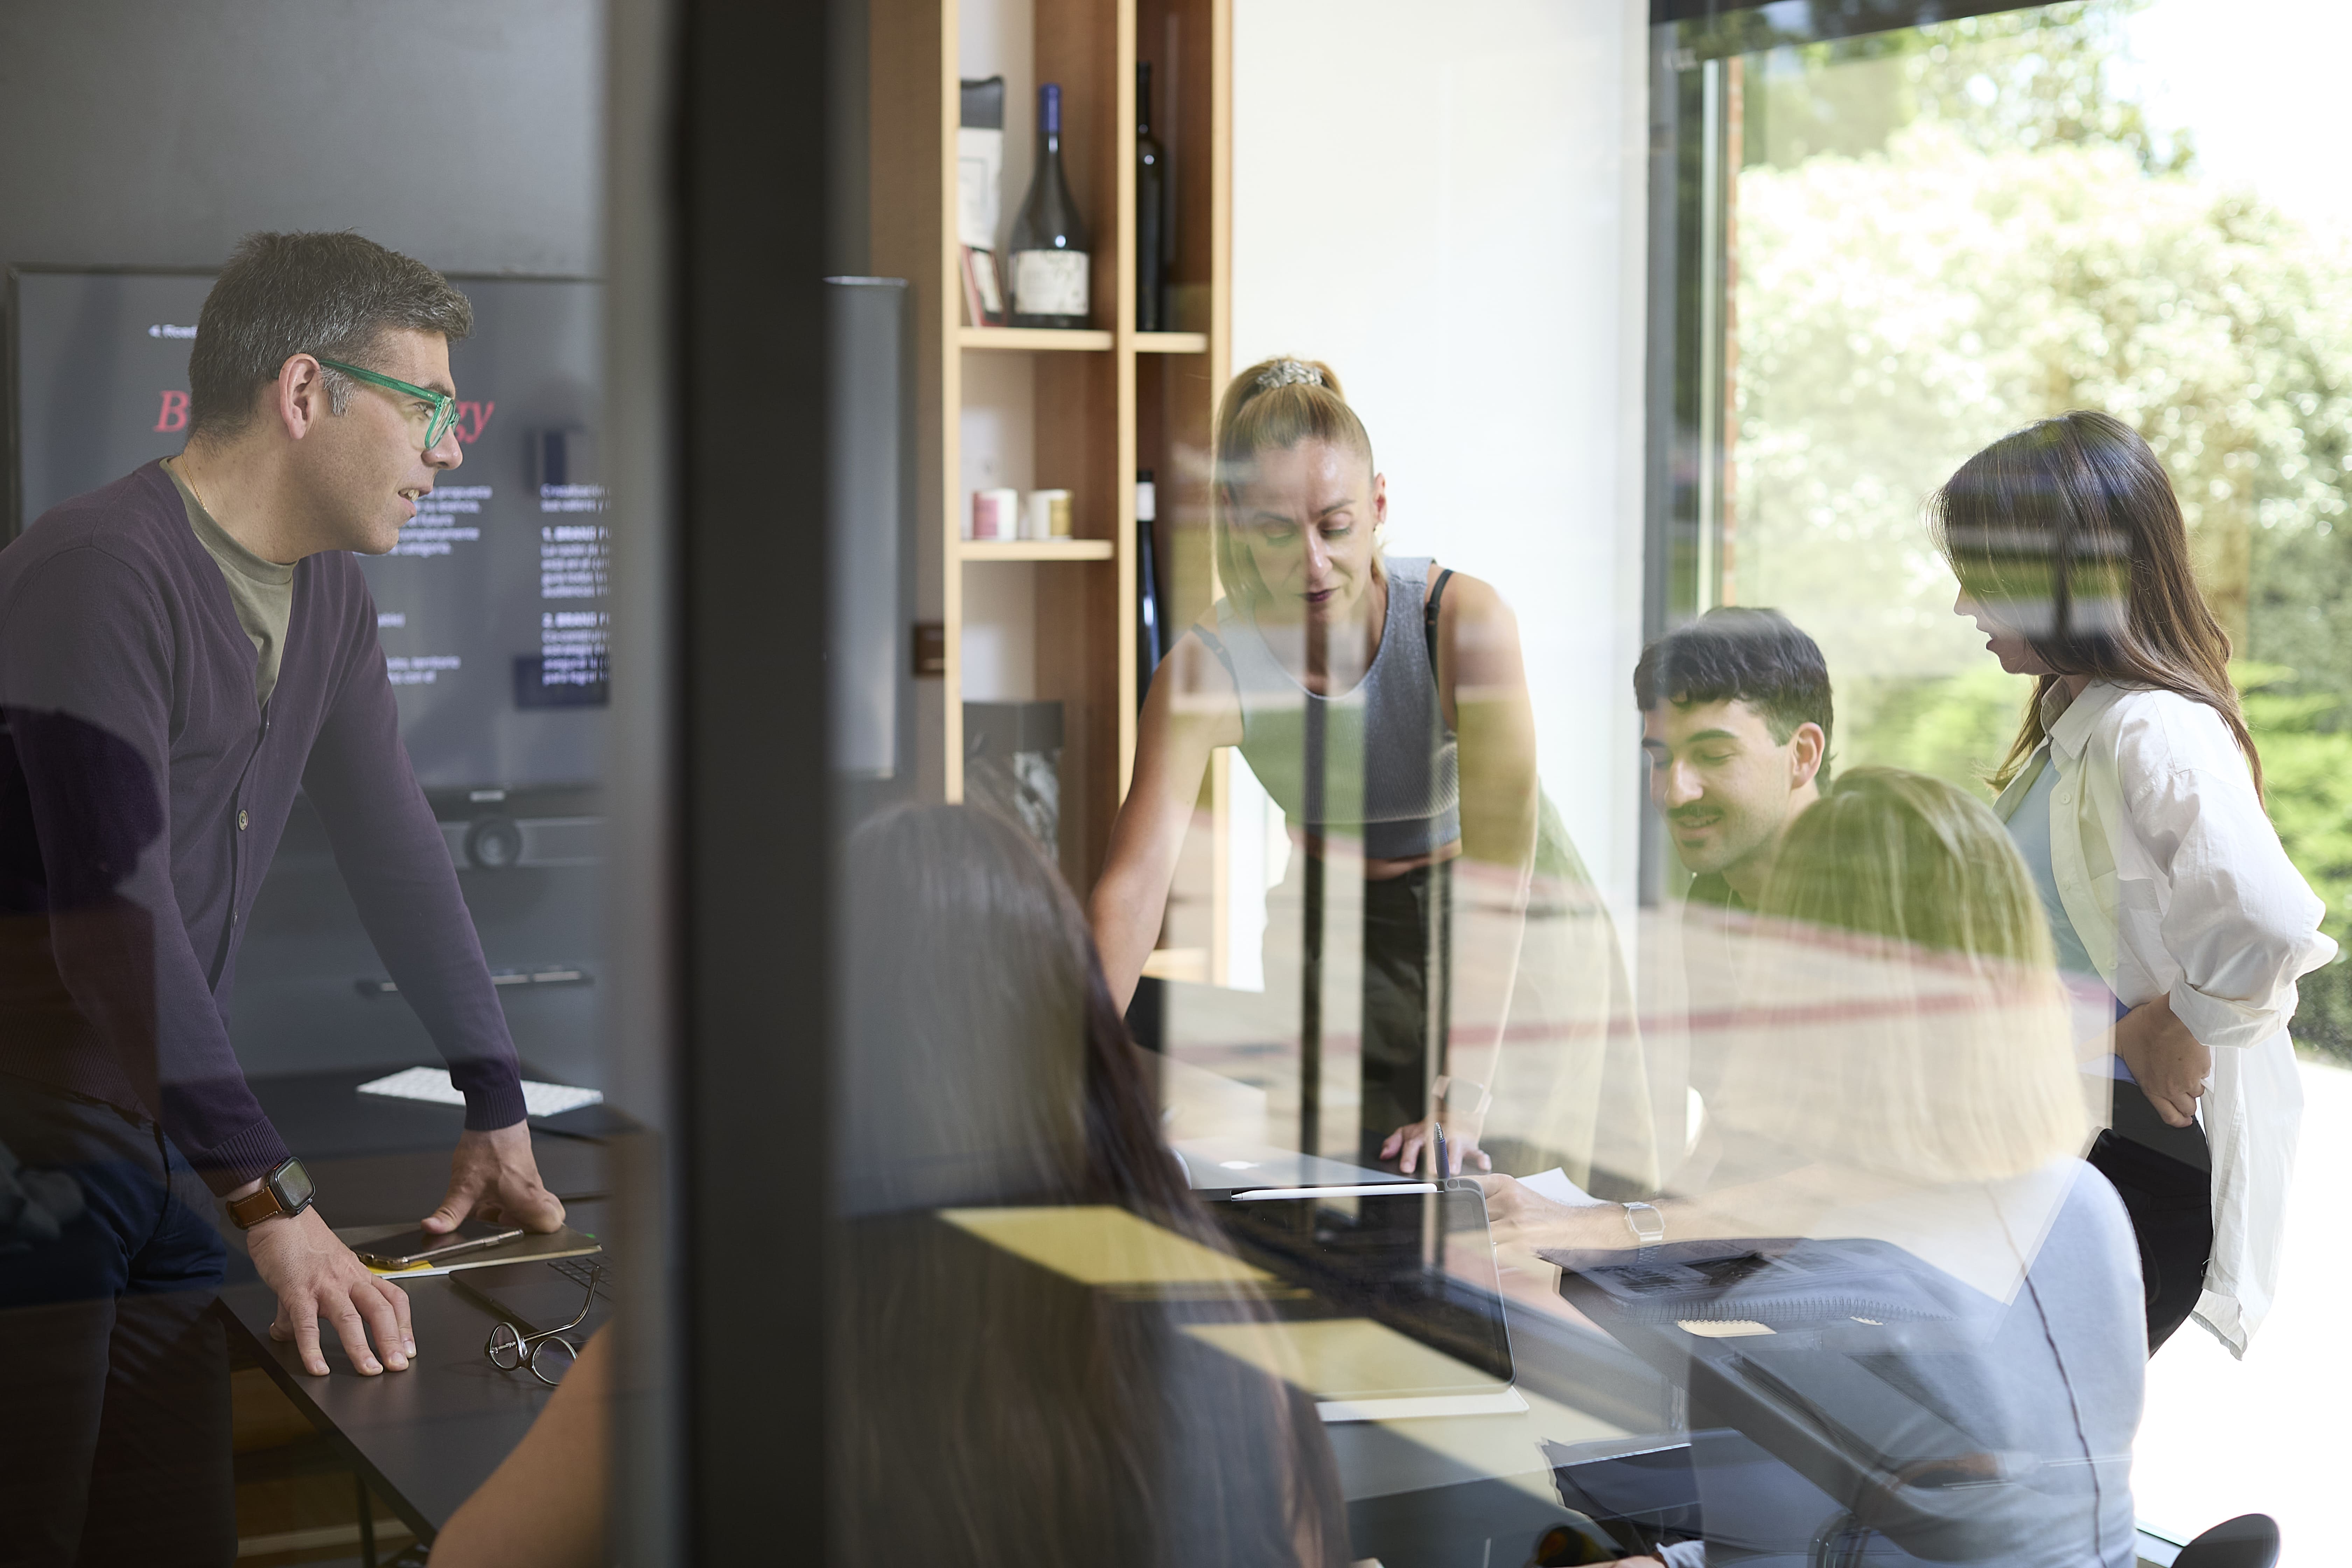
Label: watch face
xmin=272 ymin=1159 xmax=315 ymax=1212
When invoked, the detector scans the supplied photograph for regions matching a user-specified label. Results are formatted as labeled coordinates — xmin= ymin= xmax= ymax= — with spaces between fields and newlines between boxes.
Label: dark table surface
xmin=220 ymin=1066 xmax=620 ymax=1542
xmin=244 ymin=1067 xmax=616 ymax=1226
xmin=222 ymin=1272 xmax=560 ymax=1542
xmin=227 ymin=1069 xmax=1617 ymax=1563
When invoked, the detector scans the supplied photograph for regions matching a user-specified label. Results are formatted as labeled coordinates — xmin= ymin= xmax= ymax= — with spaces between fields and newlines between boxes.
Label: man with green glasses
xmin=315 ymin=355 xmax=470 ymax=451
xmin=0 ymin=231 xmax=561 ymax=1562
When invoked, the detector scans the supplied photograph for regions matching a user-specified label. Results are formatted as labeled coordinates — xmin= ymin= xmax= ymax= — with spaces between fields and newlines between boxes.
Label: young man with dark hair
xmin=1633 ymin=606 xmax=1833 ymax=907
xmin=0 ymin=231 xmax=560 ymax=1563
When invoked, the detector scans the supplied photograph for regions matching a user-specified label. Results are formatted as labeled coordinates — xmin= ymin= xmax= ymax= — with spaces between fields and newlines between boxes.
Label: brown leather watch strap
xmin=227 ymin=1183 xmax=286 ymax=1230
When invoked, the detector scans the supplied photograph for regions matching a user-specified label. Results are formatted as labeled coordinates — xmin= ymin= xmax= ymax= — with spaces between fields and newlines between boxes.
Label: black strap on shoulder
xmin=1191 ymin=620 xmax=1238 ymax=686
xmin=1423 ymin=567 xmax=1455 ymax=684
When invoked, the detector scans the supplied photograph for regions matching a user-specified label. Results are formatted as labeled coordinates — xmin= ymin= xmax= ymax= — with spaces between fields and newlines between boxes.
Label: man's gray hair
xmin=186 ymin=231 xmax=473 ymax=442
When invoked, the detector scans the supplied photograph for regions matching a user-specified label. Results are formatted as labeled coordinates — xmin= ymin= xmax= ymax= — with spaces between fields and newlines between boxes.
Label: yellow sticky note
xmin=939 ymin=1206 xmax=1272 ymax=1287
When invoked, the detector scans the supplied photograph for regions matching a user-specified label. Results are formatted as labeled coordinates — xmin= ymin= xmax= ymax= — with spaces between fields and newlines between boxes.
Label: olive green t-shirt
xmin=163 ymin=458 xmax=294 ymax=709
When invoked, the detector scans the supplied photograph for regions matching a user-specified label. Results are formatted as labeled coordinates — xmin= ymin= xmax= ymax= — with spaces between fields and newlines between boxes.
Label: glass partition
xmin=7 ymin=0 xmax=2345 ymax=1562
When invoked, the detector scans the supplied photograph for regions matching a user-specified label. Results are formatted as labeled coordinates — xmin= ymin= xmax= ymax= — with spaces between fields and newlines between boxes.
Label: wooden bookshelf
xmin=869 ymin=0 xmax=1231 ymax=892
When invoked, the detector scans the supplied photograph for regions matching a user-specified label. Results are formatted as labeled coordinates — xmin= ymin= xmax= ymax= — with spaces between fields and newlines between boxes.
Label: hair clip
xmin=1254 ymin=359 xmax=1323 ymax=391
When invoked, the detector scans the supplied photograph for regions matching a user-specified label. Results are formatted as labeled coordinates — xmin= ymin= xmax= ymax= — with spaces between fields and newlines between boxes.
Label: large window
xmin=1660 ymin=0 xmax=2352 ymax=1551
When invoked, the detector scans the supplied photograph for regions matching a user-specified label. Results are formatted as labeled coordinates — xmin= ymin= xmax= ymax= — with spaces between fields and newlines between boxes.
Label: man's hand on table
xmin=248 ymin=1206 xmax=415 ymax=1376
xmin=425 ymin=1120 xmax=566 ymax=1236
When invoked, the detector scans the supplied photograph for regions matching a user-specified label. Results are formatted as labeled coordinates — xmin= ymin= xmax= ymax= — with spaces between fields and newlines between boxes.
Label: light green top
xmin=164 ymin=458 xmax=294 ymax=709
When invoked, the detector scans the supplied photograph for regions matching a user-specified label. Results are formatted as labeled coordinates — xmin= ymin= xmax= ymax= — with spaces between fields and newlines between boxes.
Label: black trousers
xmin=2087 ymin=1084 xmax=2213 ymax=1355
xmin=1356 ymin=862 xmax=1453 ymax=1167
xmin=0 ymin=1074 xmax=235 ymax=1568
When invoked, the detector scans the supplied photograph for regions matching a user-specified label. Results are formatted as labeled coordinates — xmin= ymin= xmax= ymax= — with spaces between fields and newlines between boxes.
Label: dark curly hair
xmin=1633 ymin=607 xmax=1834 ymax=779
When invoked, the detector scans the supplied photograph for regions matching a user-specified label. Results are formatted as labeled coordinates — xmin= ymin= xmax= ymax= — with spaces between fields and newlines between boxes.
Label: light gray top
xmin=1202 ymin=556 xmax=1460 ymax=861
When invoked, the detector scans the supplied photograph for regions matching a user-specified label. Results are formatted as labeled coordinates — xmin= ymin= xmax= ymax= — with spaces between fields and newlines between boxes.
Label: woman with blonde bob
xmin=1482 ymin=768 xmax=2100 ymax=1244
xmin=1712 ymin=767 xmax=2092 ymax=1190
xmin=1480 ymin=769 xmax=2145 ymax=1568
xmin=1934 ymin=410 xmax=2333 ymax=1356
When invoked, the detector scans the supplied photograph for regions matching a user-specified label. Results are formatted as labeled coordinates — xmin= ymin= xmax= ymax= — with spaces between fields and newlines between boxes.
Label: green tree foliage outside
xmin=1722 ymin=0 xmax=2352 ymax=1057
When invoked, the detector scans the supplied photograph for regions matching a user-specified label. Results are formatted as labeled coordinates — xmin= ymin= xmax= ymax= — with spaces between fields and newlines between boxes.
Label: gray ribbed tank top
xmin=1204 ymin=557 xmax=1461 ymax=860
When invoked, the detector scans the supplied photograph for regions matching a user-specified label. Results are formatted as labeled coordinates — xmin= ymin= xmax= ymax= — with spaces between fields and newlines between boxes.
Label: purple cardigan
xmin=0 ymin=462 xmax=526 ymax=1191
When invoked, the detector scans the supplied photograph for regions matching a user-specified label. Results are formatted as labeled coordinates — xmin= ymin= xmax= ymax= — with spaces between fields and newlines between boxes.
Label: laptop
xmin=1209 ymin=1181 xmax=1524 ymax=1422
xmin=1172 ymin=1136 xmax=1417 ymax=1194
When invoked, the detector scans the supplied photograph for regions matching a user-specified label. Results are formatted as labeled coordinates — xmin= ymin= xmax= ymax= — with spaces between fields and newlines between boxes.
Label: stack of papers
xmin=1521 ymin=1167 xmax=1610 ymax=1208
xmin=357 ymin=1065 xmax=605 ymax=1119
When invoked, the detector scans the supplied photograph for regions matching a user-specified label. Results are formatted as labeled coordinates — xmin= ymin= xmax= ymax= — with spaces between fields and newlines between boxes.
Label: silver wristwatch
xmin=1430 ymin=1074 xmax=1491 ymax=1118
xmin=1622 ymin=1201 xmax=1665 ymax=1261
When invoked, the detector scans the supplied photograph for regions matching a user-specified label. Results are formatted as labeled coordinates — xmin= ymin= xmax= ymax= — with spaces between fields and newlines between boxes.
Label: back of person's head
xmin=1927 ymin=410 xmax=2256 ymax=790
xmin=1735 ymin=768 xmax=2085 ymax=1185
xmin=1765 ymin=768 xmax=2049 ymax=967
xmin=838 ymin=802 xmax=1192 ymax=1222
xmin=834 ymin=803 xmax=1347 ymax=1568
xmin=1633 ymin=607 xmax=1835 ymax=778
xmin=187 ymin=231 xmax=474 ymax=444
xmin=1211 ymin=356 xmax=1377 ymax=602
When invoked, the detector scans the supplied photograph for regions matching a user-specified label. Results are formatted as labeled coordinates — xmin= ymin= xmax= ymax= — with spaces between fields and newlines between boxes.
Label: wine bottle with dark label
xmin=1136 ymin=468 xmax=1163 ymax=700
xmin=1009 ymin=83 xmax=1091 ymax=328
xmin=1136 ymin=63 xmax=1169 ymax=332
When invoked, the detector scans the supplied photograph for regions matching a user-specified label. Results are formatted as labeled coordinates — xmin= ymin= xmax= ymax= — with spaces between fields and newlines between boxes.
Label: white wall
xmin=1232 ymin=0 xmax=1652 ymax=913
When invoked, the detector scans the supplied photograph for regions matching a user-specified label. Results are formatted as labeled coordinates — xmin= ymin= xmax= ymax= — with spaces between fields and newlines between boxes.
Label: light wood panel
xmin=960 ymin=326 xmax=1115 ymax=351
xmin=960 ymin=539 xmax=1115 ymax=561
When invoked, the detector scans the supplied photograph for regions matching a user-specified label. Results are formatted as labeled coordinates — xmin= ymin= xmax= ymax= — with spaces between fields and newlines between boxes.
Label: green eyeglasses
xmin=314 ymin=356 xmax=461 ymax=449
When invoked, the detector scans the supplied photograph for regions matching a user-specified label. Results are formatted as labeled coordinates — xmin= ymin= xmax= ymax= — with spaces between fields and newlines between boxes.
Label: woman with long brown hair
xmin=1931 ymin=410 xmax=2334 ymax=1356
xmin=835 ymin=803 xmax=1350 ymax=1568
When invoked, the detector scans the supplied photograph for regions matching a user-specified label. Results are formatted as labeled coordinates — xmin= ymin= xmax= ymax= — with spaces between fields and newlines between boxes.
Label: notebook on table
xmin=1209 ymin=1181 xmax=1523 ymax=1422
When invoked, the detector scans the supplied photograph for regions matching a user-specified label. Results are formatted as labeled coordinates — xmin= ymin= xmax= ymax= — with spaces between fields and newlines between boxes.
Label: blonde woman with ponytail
xmin=1090 ymin=357 xmax=1542 ymax=1176
xmin=1934 ymin=411 xmax=2334 ymax=1357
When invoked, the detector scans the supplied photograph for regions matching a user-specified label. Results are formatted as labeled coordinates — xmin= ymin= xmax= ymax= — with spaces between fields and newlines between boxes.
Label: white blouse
xmin=1992 ymin=681 xmax=2335 ymax=1356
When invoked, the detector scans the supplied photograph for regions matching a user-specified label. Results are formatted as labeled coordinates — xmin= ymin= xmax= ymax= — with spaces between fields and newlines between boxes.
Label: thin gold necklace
xmin=175 ymin=457 xmax=219 ymax=524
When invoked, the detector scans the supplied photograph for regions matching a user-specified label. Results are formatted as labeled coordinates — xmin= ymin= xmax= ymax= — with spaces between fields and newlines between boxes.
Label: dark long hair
xmin=835 ymin=805 xmax=1346 ymax=1568
xmin=836 ymin=803 xmax=1201 ymax=1225
xmin=1927 ymin=411 xmax=2260 ymax=794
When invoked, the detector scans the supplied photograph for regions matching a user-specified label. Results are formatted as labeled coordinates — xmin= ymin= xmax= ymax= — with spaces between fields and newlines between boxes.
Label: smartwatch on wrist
xmin=1430 ymin=1074 xmax=1492 ymax=1119
xmin=227 ymin=1158 xmax=316 ymax=1230
xmin=1622 ymin=1200 xmax=1665 ymax=1262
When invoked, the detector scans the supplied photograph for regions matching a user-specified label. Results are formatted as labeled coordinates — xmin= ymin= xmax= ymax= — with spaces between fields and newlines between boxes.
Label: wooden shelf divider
xmin=958 ymin=538 xmax=1116 ymax=561
xmin=959 ymin=326 xmax=1116 ymax=351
